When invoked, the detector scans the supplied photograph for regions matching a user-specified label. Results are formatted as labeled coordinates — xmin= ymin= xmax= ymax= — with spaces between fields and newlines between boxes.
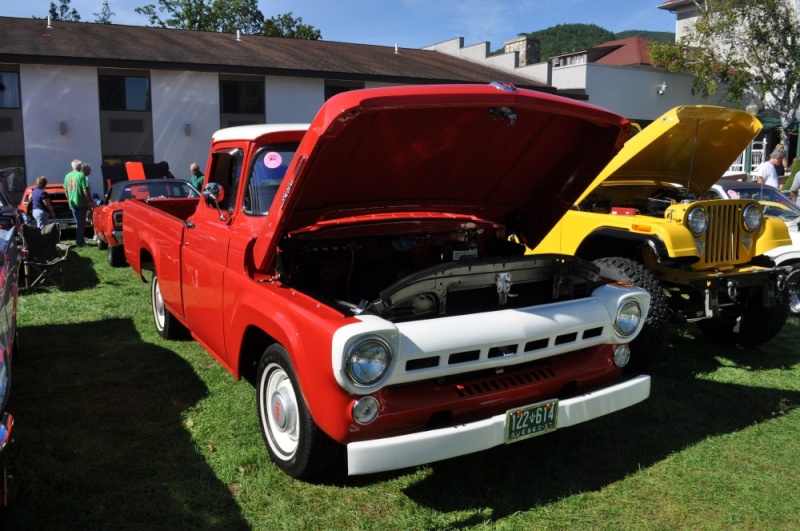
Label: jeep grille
xmin=703 ymin=202 xmax=742 ymax=265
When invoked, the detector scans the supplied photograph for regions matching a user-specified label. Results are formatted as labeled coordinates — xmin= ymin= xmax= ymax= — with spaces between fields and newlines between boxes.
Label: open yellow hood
xmin=577 ymin=106 xmax=762 ymax=204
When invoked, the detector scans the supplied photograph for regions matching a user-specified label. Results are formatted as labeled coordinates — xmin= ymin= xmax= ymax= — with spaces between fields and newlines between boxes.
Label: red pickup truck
xmin=123 ymin=83 xmax=652 ymax=478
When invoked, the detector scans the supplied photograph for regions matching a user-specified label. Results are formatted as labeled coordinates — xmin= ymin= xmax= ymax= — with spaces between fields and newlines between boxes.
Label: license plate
xmin=505 ymin=399 xmax=558 ymax=443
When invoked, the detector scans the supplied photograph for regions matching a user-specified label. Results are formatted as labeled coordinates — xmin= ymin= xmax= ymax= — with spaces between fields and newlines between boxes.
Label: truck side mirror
xmin=203 ymin=182 xmax=226 ymax=221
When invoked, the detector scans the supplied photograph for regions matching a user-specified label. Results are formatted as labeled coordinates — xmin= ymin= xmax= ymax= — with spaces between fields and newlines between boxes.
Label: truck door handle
xmin=185 ymin=221 xmax=195 ymax=229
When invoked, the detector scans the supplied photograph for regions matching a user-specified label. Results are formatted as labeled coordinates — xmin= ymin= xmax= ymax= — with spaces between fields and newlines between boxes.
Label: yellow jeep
xmin=531 ymin=106 xmax=791 ymax=365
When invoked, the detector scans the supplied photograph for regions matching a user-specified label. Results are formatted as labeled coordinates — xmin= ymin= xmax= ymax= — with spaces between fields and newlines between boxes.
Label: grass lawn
xmin=4 ymin=244 xmax=799 ymax=530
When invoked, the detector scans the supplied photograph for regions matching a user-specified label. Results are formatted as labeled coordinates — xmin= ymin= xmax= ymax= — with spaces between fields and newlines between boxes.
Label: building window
xmin=0 ymin=72 xmax=20 ymax=109
xmin=324 ymin=80 xmax=364 ymax=101
xmin=99 ymin=75 xmax=151 ymax=111
xmin=220 ymin=79 xmax=264 ymax=114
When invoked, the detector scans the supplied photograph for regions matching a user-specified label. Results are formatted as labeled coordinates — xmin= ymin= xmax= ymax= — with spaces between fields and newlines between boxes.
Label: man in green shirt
xmin=189 ymin=162 xmax=204 ymax=191
xmin=64 ymin=159 xmax=93 ymax=246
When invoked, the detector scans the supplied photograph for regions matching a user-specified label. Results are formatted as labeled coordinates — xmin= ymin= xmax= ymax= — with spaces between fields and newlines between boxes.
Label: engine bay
xmin=276 ymin=220 xmax=604 ymax=322
xmin=578 ymin=182 xmax=689 ymax=217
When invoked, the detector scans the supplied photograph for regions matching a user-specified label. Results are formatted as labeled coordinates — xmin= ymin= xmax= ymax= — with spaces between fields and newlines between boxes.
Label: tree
xmin=49 ymin=0 xmax=81 ymax=21
xmin=135 ymin=0 xmax=263 ymax=32
xmin=135 ymin=0 xmax=320 ymax=38
xmin=136 ymin=0 xmax=225 ymax=31
xmin=211 ymin=0 xmax=264 ymax=34
xmin=262 ymin=12 xmax=321 ymax=40
xmin=650 ymin=0 xmax=800 ymax=136
xmin=94 ymin=1 xmax=115 ymax=24
xmin=528 ymin=24 xmax=615 ymax=60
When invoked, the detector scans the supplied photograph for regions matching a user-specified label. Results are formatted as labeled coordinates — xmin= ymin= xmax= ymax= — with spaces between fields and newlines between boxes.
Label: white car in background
xmin=705 ymin=180 xmax=800 ymax=314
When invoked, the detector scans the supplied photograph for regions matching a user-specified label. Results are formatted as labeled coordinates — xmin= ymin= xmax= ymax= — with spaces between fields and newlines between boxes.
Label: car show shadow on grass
xmin=18 ymin=247 xmax=100 ymax=294
xmin=402 ymin=338 xmax=800 ymax=526
xmin=4 ymin=318 xmax=250 ymax=530
xmin=660 ymin=322 xmax=800 ymax=376
xmin=62 ymin=247 xmax=101 ymax=291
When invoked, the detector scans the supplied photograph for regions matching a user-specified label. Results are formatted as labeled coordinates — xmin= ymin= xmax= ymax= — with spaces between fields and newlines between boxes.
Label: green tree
xmin=135 ymin=0 xmax=320 ymax=38
xmin=49 ymin=0 xmax=81 ymax=21
xmin=262 ymin=12 xmax=320 ymax=40
xmin=529 ymin=23 xmax=615 ymax=60
xmin=650 ymin=0 xmax=800 ymax=133
xmin=94 ymin=0 xmax=115 ymax=24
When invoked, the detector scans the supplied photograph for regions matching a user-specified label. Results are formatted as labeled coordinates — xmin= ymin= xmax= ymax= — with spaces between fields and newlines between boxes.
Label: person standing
xmin=774 ymin=144 xmax=789 ymax=179
xmin=30 ymin=176 xmax=57 ymax=228
xmin=755 ymin=151 xmax=784 ymax=188
xmin=64 ymin=159 xmax=93 ymax=246
xmin=189 ymin=162 xmax=204 ymax=190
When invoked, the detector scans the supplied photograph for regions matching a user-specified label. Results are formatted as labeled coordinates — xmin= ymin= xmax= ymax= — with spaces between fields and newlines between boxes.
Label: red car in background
xmin=19 ymin=184 xmax=93 ymax=236
xmin=93 ymin=179 xmax=199 ymax=266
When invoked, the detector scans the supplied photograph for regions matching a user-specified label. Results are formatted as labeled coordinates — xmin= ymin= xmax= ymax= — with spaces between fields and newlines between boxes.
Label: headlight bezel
xmin=687 ymin=207 xmax=709 ymax=236
xmin=742 ymin=203 xmax=762 ymax=232
xmin=344 ymin=336 xmax=393 ymax=388
xmin=614 ymin=299 xmax=643 ymax=338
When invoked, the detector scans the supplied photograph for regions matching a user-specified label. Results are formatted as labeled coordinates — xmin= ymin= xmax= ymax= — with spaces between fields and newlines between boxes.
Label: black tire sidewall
xmin=593 ymin=256 xmax=670 ymax=370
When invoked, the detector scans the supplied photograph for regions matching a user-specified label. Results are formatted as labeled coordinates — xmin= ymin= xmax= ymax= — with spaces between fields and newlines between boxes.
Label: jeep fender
xmin=576 ymin=227 xmax=670 ymax=263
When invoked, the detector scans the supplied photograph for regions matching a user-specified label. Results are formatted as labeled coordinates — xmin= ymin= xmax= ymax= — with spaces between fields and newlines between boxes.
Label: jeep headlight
xmin=743 ymin=204 xmax=762 ymax=232
xmin=345 ymin=337 xmax=392 ymax=387
xmin=687 ymin=207 xmax=708 ymax=236
xmin=614 ymin=300 xmax=642 ymax=337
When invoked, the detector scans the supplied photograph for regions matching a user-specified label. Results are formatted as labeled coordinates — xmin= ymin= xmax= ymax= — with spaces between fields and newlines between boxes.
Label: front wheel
xmin=256 ymin=344 xmax=342 ymax=479
xmin=593 ymin=257 xmax=670 ymax=371
xmin=151 ymin=273 xmax=187 ymax=340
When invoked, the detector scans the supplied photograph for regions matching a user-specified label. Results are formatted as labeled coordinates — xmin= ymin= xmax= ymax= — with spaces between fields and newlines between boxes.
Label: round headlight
xmin=687 ymin=207 xmax=708 ymax=236
xmin=352 ymin=396 xmax=380 ymax=425
xmin=613 ymin=345 xmax=631 ymax=368
xmin=743 ymin=204 xmax=762 ymax=232
xmin=614 ymin=300 xmax=642 ymax=337
xmin=345 ymin=337 xmax=391 ymax=387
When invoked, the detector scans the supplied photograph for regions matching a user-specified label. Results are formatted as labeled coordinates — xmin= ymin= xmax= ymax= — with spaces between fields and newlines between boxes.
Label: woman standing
xmin=30 ymin=176 xmax=57 ymax=228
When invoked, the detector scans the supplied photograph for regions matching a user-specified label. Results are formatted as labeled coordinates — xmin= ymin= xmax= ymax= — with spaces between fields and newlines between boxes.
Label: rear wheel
xmin=256 ymin=344 xmax=342 ymax=479
xmin=593 ymin=257 xmax=670 ymax=371
xmin=108 ymin=245 xmax=126 ymax=267
xmin=150 ymin=273 xmax=187 ymax=340
xmin=96 ymin=237 xmax=108 ymax=251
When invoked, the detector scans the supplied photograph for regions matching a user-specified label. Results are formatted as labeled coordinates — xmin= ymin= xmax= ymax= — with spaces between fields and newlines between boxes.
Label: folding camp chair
xmin=21 ymin=223 xmax=72 ymax=290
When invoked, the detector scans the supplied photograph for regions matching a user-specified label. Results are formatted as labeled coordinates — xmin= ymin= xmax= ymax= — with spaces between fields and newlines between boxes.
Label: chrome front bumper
xmin=346 ymin=374 xmax=651 ymax=475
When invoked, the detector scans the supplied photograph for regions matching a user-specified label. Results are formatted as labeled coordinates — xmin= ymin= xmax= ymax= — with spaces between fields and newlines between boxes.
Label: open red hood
xmin=255 ymin=83 xmax=630 ymax=271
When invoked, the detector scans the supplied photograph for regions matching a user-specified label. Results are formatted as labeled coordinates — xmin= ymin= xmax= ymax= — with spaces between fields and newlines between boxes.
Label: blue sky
xmin=5 ymin=0 xmax=676 ymax=49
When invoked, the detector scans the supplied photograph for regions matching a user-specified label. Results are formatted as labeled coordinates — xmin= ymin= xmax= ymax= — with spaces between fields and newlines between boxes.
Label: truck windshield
xmin=243 ymin=143 xmax=300 ymax=215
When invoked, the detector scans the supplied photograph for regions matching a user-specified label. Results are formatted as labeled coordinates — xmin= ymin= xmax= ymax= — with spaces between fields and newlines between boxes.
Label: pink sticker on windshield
xmin=264 ymin=152 xmax=282 ymax=169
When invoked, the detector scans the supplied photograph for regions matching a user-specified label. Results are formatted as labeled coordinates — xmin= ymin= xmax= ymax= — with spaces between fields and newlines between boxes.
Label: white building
xmin=0 ymin=16 xmax=550 ymax=201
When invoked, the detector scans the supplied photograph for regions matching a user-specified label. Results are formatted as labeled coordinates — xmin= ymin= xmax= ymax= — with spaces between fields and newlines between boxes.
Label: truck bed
xmin=123 ymin=197 xmax=200 ymax=294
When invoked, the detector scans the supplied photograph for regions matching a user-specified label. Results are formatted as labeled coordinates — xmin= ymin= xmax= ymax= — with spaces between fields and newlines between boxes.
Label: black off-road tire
xmin=696 ymin=290 xmax=790 ymax=348
xmin=96 ymin=237 xmax=108 ymax=251
xmin=256 ymin=344 xmax=342 ymax=479
xmin=593 ymin=257 xmax=670 ymax=372
xmin=108 ymin=245 xmax=126 ymax=267
xmin=150 ymin=273 xmax=188 ymax=340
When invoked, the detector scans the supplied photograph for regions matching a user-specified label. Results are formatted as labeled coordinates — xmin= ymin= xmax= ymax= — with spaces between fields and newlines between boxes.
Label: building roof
xmin=550 ymin=36 xmax=652 ymax=67
xmin=591 ymin=37 xmax=652 ymax=66
xmin=657 ymin=0 xmax=697 ymax=9
xmin=0 ymin=16 xmax=551 ymax=91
